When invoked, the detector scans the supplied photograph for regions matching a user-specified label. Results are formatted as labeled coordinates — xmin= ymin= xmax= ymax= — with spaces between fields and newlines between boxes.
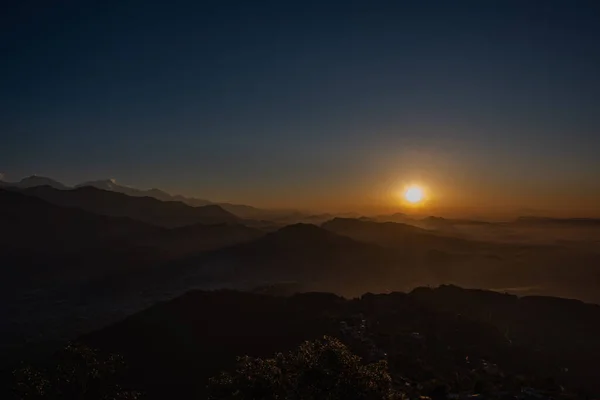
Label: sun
xmin=404 ymin=186 xmax=424 ymax=204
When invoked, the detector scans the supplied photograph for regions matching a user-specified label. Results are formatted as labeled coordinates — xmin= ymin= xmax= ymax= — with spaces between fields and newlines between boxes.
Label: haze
xmin=4 ymin=2 xmax=600 ymax=399
xmin=2 ymin=1 xmax=600 ymax=217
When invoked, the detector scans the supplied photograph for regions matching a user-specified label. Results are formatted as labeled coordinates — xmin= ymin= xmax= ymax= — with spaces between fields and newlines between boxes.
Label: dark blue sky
xmin=2 ymin=0 xmax=599 ymax=213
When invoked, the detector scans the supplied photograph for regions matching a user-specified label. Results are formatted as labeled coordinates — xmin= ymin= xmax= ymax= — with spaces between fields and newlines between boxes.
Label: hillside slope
xmin=79 ymin=286 xmax=600 ymax=399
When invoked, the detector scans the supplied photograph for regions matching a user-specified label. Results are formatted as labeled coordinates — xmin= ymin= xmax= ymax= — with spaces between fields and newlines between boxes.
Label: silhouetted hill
xmin=319 ymin=218 xmax=600 ymax=302
xmin=1 ymin=188 xmax=263 ymax=260
xmin=0 ymin=175 xmax=69 ymax=190
xmin=199 ymin=223 xmax=406 ymax=293
xmin=20 ymin=185 xmax=240 ymax=228
xmin=79 ymin=291 xmax=341 ymax=399
xmin=77 ymin=286 xmax=600 ymax=399
xmin=322 ymin=218 xmax=480 ymax=252
xmin=419 ymin=216 xmax=492 ymax=230
xmin=142 ymin=222 xmax=265 ymax=259
xmin=0 ymin=189 xmax=270 ymax=366
xmin=410 ymin=285 xmax=600 ymax=393
xmin=0 ymin=188 xmax=167 ymax=299
xmin=168 ymin=219 xmax=600 ymax=301
xmin=0 ymin=187 xmax=267 ymax=291
xmin=263 ymin=223 xmax=354 ymax=245
xmin=215 ymin=202 xmax=293 ymax=220
xmin=3 ymin=175 xmax=303 ymax=220
xmin=324 ymin=217 xmax=423 ymax=235
xmin=516 ymin=216 xmax=600 ymax=226
xmin=0 ymin=188 xmax=159 ymax=253
xmin=76 ymin=178 xmax=284 ymax=219
xmin=76 ymin=179 xmax=212 ymax=205
xmin=374 ymin=212 xmax=410 ymax=223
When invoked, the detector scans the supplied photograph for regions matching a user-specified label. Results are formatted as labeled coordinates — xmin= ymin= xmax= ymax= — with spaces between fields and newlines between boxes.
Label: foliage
xmin=207 ymin=336 xmax=403 ymax=400
xmin=12 ymin=343 xmax=140 ymax=400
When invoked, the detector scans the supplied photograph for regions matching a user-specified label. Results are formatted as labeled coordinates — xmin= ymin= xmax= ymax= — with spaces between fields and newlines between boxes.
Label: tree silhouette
xmin=12 ymin=343 xmax=140 ymax=400
xmin=207 ymin=336 xmax=403 ymax=400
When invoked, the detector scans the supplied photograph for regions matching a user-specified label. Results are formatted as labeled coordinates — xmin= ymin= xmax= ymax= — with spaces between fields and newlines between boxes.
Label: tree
xmin=207 ymin=336 xmax=403 ymax=400
xmin=12 ymin=343 xmax=140 ymax=400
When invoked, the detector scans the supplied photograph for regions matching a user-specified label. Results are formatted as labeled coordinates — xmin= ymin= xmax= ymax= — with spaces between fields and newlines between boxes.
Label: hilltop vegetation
xmin=9 ymin=286 xmax=590 ymax=399
xmin=7 ymin=286 xmax=598 ymax=399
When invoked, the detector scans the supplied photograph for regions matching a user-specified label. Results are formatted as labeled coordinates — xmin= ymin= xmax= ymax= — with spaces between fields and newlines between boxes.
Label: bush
xmin=207 ymin=336 xmax=403 ymax=400
xmin=12 ymin=343 xmax=140 ymax=400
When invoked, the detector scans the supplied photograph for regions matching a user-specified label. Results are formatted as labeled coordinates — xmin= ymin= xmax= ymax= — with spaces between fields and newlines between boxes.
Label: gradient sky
xmin=2 ymin=0 xmax=600 ymax=215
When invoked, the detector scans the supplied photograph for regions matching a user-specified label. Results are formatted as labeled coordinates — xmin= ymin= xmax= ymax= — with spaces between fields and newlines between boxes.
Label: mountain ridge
xmin=76 ymin=179 xmax=212 ymax=206
xmin=0 ymin=175 xmax=69 ymax=190
xmin=192 ymin=222 xmax=408 ymax=294
xmin=18 ymin=185 xmax=240 ymax=228
xmin=1 ymin=175 xmax=299 ymax=220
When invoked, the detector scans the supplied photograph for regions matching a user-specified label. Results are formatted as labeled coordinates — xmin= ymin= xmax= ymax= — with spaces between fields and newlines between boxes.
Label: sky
xmin=2 ymin=0 xmax=600 ymax=216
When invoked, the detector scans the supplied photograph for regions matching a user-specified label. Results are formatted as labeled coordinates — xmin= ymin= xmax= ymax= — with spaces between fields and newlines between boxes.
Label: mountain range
xmin=3 ymin=181 xmax=599 ymax=297
xmin=1 ymin=176 xmax=284 ymax=220
xmin=19 ymin=185 xmax=240 ymax=228
xmin=2 ymin=172 xmax=600 ymax=382
xmin=0 ymin=175 xmax=69 ymax=190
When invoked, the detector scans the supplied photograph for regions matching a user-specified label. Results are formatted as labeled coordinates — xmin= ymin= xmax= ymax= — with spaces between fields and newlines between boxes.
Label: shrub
xmin=207 ymin=336 xmax=403 ymax=400
xmin=12 ymin=343 xmax=140 ymax=400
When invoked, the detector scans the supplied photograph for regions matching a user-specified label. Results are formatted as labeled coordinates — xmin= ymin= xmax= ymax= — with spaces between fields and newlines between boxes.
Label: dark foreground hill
xmin=56 ymin=285 xmax=600 ymax=399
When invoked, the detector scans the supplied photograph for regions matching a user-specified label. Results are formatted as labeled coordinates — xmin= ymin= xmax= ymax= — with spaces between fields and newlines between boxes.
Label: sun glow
xmin=404 ymin=186 xmax=424 ymax=204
